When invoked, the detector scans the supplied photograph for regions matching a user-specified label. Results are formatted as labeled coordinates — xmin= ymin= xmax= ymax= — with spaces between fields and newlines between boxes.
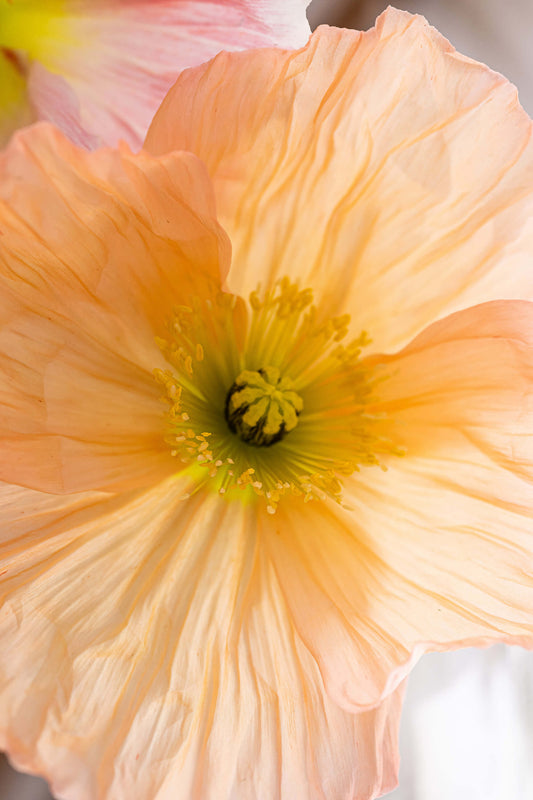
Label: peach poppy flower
xmin=0 ymin=0 xmax=311 ymax=150
xmin=1 ymin=7 xmax=533 ymax=800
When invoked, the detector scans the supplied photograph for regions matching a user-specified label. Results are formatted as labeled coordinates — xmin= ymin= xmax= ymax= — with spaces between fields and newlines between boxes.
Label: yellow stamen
xmin=154 ymin=279 xmax=402 ymax=511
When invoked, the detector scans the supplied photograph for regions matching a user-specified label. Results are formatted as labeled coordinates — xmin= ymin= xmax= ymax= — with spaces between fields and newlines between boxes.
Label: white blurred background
xmin=2 ymin=1 xmax=532 ymax=797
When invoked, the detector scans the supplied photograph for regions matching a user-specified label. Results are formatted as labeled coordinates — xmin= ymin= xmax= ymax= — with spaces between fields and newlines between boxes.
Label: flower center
xmin=225 ymin=366 xmax=303 ymax=447
xmin=155 ymin=278 xmax=400 ymax=512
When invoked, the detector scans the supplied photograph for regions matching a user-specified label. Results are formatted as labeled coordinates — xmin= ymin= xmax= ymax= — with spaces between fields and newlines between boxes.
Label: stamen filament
xmin=155 ymin=278 xmax=400 ymax=511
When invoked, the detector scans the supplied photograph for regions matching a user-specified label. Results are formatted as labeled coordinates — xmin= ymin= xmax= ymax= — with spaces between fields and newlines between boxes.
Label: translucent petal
xmin=146 ymin=10 xmax=533 ymax=352
xmin=262 ymin=301 xmax=533 ymax=710
xmin=0 ymin=481 xmax=403 ymax=800
xmin=0 ymin=124 xmax=229 ymax=492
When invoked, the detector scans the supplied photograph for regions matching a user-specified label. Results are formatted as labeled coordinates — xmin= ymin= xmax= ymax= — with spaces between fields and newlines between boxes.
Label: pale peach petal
xmin=263 ymin=301 xmax=533 ymax=711
xmin=0 ymin=481 xmax=403 ymax=800
xmin=374 ymin=299 xmax=533 ymax=479
xmin=0 ymin=304 xmax=173 ymax=493
xmin=146 ymin=9 xmax=533 ymax=352
xmin=0 ymin=123 xmax=230 ymax=493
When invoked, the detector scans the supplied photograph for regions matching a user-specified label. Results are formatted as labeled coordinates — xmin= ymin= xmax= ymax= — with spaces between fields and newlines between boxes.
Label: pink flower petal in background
xmin=27 ymin=65 xmax=99 ymax=150
xmin=0 ymin=0 xmax=311 ymax=148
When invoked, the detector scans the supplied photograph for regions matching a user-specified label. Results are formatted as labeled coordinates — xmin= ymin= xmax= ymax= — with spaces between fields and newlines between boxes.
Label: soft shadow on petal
xmin=262 ymin=499 xmax=413 ymax=712
xmin=34 ymin=0 xmax=311 ymax=149
xmin=373 ymin=300 xmax=533 ymax=481
xmin=0 ymin=51 xmax=35 ymax=147
xmin=146 ymin=9 xmax=533 ymax=352
xmin=0 ymin=481 xmax=402 ymax=800
xmin=0 ymin=306 xmax=174 ymax=493
xmin=0 ymin=123 xmax=230 ymax=493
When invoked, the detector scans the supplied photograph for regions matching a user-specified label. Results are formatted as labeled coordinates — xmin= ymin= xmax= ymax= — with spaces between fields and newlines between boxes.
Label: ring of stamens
xmin=155 ymin=278 xmax=400 ymax=512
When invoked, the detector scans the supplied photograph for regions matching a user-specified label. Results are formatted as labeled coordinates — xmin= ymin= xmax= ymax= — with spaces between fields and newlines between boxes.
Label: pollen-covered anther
xmin=225 ymin=366 xmax=303 ymax=447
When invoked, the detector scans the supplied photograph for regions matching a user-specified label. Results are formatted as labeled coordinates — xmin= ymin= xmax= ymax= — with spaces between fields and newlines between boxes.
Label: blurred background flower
xmin=0 ymin=0 xmax=310 ymax=149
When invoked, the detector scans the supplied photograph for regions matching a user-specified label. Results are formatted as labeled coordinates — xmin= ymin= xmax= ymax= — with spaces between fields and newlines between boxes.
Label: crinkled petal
xmin=19 ymin=0 xmax=311 ymax=148
xmin=0 ymin=123 xmax=230 ymax=493
xmin=262 ymin=301 xmax=533 ymax=711
xmin=375 ymin=299 xmax=533 ymax=480
xmin=0 ymin=481 xmax=403 ymax=800
xmin=146 ymin=9 xmax=533 ymax=352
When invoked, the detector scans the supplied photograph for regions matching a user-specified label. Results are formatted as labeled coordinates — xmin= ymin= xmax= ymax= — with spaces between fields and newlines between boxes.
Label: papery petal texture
xmin=146 ymin=8 xmax=533 ymax=352
xmin=0 ymin=123 xmax=230 ymax=493
xmin=264 ymin=301 xmax=533 ymax=710
xmin=0 ymin=481 xmax=403 ymax=800
xmin=0 ymin=0 xmax=311 ymax=148
xmin=0 ymin=121 xmax=403 ymax=799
